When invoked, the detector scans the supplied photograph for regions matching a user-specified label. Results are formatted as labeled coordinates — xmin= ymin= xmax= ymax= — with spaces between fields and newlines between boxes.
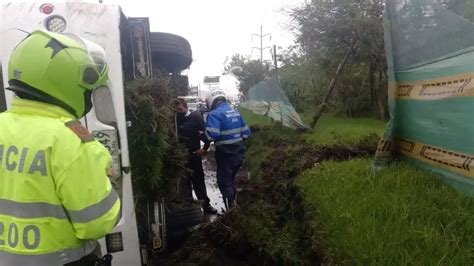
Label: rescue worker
xmin=205 ymin=89 xmax=250 ymax=210
xmin=0 ymin=31 xmax=120 ymax=266
xmin=175 ymin=98 xmax=218 ymax=214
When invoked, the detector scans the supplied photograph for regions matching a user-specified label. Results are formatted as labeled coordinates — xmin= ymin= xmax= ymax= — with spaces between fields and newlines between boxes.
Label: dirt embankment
xmin=155 ymin=129 xmax=379 ymax=265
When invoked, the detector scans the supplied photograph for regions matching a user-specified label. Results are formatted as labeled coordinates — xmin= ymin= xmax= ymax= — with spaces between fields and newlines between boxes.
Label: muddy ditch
xmin=153 ymin=131 xmax=379 ymax=265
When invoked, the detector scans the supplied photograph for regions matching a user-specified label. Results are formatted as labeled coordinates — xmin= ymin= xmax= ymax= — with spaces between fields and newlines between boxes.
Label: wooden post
xmin=310 ymin=46 xmax=354 ymax=129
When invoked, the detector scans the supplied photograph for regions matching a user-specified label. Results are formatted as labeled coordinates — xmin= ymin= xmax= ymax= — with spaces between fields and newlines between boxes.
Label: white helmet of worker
xmin=206 ymin=88 xmax=227 ymax=109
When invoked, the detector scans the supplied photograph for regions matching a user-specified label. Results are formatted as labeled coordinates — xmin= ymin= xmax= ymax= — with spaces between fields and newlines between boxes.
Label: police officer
xmin=0 ymin=31 xmax=120 ymax=266
xmin=175 ymin=98 xmax=217 ymax=214
xmin=205 ymin=89 xmax=250 ymax=210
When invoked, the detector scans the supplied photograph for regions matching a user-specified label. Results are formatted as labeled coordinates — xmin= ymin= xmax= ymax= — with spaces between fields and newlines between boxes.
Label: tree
xmin=224 ymin=54 xmax=272 ymax=95
xmin=286 ymin=0 xmax=387 ymax=119
xmin=284 ymin=0 xmax=474 ymax=120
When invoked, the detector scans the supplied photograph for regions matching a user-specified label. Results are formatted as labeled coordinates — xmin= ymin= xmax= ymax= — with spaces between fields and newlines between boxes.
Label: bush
xmin=125 ymin=78 xmax=188 ymax=202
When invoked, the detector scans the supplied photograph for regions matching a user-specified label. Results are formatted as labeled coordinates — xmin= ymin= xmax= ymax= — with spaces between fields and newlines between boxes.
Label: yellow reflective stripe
xmin=0 ymin=240 xmax=97 ymax=266
xmin=0 ymin=199 xmax=66 ymax=219
xmin=67 ymin=190 xmax=119 ymax=223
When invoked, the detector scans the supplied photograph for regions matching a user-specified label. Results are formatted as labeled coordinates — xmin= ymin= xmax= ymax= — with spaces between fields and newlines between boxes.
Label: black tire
xmin=150 ymin=32 xmax=192 ymax=73
xmin=166 ymin=204 xmax=203 ymax=231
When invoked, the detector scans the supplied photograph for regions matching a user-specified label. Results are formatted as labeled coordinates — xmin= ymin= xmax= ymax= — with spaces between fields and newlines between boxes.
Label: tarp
xmin=375 ymin=0 xmax=474 ymax=193
xmin=241 ymin=76 xmax=309 ymax=130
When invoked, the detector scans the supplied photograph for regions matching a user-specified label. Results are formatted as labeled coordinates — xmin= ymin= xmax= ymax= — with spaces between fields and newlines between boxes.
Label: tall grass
xmin=243 ymin=110 xmax=472 ymax=264
xmin=298 ymin=159 xmax=474 ymax=265
xmin=303 ymin=116 xmax=386 ymax=146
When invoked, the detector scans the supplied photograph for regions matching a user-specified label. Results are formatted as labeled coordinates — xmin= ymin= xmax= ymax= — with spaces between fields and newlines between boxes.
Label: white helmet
xmin=206 ymin=88 xmax=226 ymax=109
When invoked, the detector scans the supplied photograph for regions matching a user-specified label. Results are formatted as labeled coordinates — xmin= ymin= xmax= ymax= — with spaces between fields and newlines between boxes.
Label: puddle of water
xmin=192 ymin=148 xmax=250 ymax=220
xmin=202 ymin=153 xmax=226 ymax=214
xmin=189 ymin=151 xmax=225 ymax=216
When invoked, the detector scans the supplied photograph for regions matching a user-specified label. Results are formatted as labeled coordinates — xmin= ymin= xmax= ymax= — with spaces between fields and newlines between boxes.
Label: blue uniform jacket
xmin=205 ymin=102 xmax=250 ymax=146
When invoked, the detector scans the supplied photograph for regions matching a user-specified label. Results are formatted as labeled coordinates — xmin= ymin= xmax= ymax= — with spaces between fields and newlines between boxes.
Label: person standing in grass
xmin=205 ymin=88 xmax=250 ymax=210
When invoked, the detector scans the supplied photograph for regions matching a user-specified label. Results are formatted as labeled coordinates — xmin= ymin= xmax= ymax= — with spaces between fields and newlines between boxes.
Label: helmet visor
xmin=62 ymin=33 xmax=108 ymax=89
xmin=82 ymin=38 xmax=107 ymax=75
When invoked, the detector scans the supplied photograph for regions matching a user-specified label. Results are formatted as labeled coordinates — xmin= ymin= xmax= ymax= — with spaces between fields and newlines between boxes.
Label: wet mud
xmin=154 ymin=133 xmax=378 ymax=265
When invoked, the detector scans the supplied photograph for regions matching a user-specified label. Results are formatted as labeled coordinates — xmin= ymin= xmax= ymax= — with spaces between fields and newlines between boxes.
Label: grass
xmin=298 ymin=159 xmax=474 ymax=265
xmin=304 ymin=115 xmax=386 ymax=146
xmin=242 ymin=109 xmax=473 ymax=264
xmin=239 ymin=108 xmax=273 ymax=126
xmin=230 ymin=200 xmax=306 ymax=264
xmin=241 ymin=108 xmax=386 ymax=146
xmin=241 ymin=108 xmax=299 ymax=181
xmin=244 ymin=125 xmax=299 ymax=181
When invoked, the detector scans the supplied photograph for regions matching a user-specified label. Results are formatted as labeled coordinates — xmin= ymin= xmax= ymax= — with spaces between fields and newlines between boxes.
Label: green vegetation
xmin=162 ymin=109 xmax=471 ymax=264
xmin=239 ymin=108 xmax=273 ymax=127
xmin=125 ymin=79 xmax=193 ymax=248
xmin=228 ymin=120 xmax=379 ymax=264
xmin=298 ymin=159 xmax=474 ymax=265
xmin=240 ymin=110 xmax=473 ymax=264
xmin=125 ymin=79 xmax=187 ymax=201
xmin=304 ymin=115 xmax=386 ymax=146
xmin=242 ymin=108 xmax=385 ymax=146
xmin=226 ymin=200 xmax=307 ymax=264
xmin=224 ymin=54 xmax=272 ymax=96
xmin=244 ymin=126 xmax=297 ymax=181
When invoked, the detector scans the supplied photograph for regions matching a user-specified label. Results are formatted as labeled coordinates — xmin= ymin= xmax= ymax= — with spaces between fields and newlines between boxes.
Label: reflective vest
xmin=0 ymin=98 xmax=121 ymax=266
xmin=205 ymin=102 xmax=250 ymax=145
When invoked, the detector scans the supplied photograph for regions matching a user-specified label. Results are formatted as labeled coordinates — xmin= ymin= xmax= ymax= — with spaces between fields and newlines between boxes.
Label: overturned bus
xmin=0 ymin=2 xmax=194 ymax=265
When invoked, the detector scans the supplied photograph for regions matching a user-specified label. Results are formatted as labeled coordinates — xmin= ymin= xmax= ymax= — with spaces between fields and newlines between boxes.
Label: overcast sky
xmin=5 ymin=0 xmax=303 ymax=95
xmin=104 ymin=0 xmax=303 ymax=95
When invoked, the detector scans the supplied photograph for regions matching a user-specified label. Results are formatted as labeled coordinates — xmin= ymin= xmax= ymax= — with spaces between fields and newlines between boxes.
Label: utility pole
xmin=252 ymin=25 xmax=272 ymax=62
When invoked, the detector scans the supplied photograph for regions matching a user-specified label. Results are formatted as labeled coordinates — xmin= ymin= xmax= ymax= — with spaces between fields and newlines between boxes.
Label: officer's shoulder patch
xmin=65 ymin=120 xmax=95 ymax=143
